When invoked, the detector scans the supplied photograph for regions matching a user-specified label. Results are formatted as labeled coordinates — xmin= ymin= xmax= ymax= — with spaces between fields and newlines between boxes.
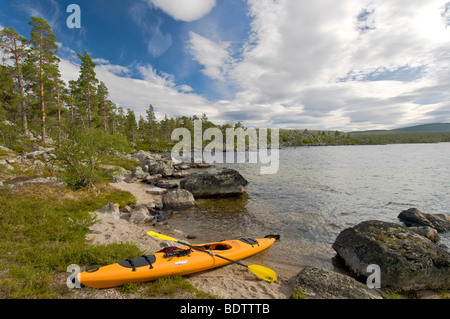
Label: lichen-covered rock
xmin=292 ymin=266 xmax=382 ymax=299
xmin=332 ymin=220 xmax=450 ymax=292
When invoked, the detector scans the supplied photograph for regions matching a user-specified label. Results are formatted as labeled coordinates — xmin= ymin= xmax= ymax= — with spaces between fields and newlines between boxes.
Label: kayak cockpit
xmin=192 ymin=243 xmax=233 ymax=251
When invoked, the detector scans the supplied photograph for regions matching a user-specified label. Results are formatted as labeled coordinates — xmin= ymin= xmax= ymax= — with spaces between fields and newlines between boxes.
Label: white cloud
xmin=61 ymin=0 xmax=450 ymax=131
xmin=219 ymin=0 xmax=450 ymax=130
xmin=128 ymin=2 xmax=173 ymax=58
xmin=188 ymin=31 xmax=234 ymax=81
xmin=59 ymin=57 xmax=220 ymax=121
xmin=149 ymin=0 xmax=216 ymax=22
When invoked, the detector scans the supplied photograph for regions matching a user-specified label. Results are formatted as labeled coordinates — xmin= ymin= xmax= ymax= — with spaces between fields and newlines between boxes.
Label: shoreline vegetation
xmin=1 ymin=17 xmax=450 ymax=300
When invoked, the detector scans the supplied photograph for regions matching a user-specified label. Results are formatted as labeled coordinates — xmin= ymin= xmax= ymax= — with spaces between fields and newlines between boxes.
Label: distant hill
xmin=352 ymin=123 xmax=450 ymax=134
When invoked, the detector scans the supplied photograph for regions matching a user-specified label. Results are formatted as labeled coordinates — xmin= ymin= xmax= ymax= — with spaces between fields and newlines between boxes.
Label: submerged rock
xmin=180 ymin=167 xmax=248 ymax=198
xmin=162 ymin=189 xmax=195 ymax=209
xmin=332 ymin=220 xmax=450 ymax=292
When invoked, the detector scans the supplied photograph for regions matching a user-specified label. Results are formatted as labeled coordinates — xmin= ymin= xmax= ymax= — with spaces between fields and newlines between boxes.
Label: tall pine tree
xmin=76 ymin=50 xmax=98 ymax=131
xmin=28 ymin=17 xmax=59 ymax=144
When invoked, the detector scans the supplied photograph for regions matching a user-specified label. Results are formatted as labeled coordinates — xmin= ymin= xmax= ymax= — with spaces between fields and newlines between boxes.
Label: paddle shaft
xmin=177 ymin=240 xmax=249 ymax=268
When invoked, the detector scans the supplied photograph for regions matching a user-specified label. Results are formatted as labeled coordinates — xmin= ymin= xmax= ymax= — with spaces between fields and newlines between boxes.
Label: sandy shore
xmin=84 ymin=181 xmax=296 ymax=299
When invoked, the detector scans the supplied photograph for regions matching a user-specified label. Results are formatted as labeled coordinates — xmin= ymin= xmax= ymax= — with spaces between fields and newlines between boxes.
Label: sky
xmin=1 ymin=0 xmax=450 ymax=131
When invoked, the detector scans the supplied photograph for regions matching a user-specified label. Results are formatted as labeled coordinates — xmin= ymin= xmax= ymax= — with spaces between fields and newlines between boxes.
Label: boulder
xmin=162 ymin=189 xmax=195 ymax=209
xmin=146 ymin=187 xmax=168 ymax=195
xmin=141 ymin=156 xmax=174 ymax=177
xmin=176 ymin=164 xmax=190 ymax=170
xmin=292 ymin=267 xmax=382 ymax=299
xmin=332 ymin=220 xmax=450 ymax=292
xmin=0 ymin=159 xmax=14 ymax=171
xmin=156 ymin=180 xmax=178 ymax=189
xmin=143 ymin=174 xmax=162 ymax=184
xmin=96 ymin=202 xmax=120 ymax=220
xmin=131 ymin=166 xmax=147 ymax=179
xmin=129 ymin=205 xmax=154 ymax=225
xmin=172 ymin=170 xmax=189 ymax=178
xmin=180 ymin=168 xmax=248 ymax=198
xmin=131 ymin=150 xmax=153 ymax=162
xmin=398 ymin=208 xmax=450 ymax=232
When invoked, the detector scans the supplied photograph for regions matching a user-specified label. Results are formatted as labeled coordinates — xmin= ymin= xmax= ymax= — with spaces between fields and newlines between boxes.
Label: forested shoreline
xmin=1 ymin=17 xmax=238 ymax=152
xmin=2 ymin=17 xmax=450 ymax=188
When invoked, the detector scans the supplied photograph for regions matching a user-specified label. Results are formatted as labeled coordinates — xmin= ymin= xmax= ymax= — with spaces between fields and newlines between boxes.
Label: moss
xmin=290 ymin=289 xmax=307 ymax=299
xmin=0 ymin=182 xmax=139 ymax=298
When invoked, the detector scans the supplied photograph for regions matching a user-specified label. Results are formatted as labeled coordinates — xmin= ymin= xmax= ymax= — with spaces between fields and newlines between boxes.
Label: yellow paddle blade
xmin=248 ymin=265 xmax=277 ymax=282
xmin=147 ymin=231 xmax=177 ymax=242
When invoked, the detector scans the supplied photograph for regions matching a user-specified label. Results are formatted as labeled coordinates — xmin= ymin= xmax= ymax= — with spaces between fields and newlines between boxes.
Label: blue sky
xmin=1 ymin=0 xmax=450 ymax=131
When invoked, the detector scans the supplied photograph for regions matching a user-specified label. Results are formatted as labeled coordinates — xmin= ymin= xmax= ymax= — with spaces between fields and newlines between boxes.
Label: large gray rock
xmin=162 ymin=189 xmax=195 ymax=209
xmin=292 ymin=267 xmax=382 ymax=299
xmin=180 ymin=168 xmax=248 ymax=198
xmin=129 ymin=205 xmax=154 ymax=225
xmin=140 ymin=154 xmax=174 ymax=177
xmin=131 ymin=166 xmax=147 ymax=179
xmin=332 ymin=220 xmax=450 ymax=292
xmin=398 ymin=208 xmax=450 ymax=232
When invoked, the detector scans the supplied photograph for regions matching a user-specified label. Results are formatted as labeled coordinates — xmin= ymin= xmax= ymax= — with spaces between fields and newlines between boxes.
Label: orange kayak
xmin=78 ymin=235 xmax=279 ymax=288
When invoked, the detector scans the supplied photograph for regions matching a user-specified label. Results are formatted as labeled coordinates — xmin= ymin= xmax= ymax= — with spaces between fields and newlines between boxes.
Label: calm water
xmin=170 ymin=143 xmax=450 ymax=273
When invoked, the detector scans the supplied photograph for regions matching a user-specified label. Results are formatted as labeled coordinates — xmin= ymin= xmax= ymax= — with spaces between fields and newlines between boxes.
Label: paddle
xmin=147 ymin=231 xmax=277 ymax=282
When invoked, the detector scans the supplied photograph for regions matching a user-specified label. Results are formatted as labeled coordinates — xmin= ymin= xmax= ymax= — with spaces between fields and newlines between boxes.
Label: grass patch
xmin=0 ymin=183 xmax=140 ymax=298
xmin=98 ymin=154 xmax=140 ymax=171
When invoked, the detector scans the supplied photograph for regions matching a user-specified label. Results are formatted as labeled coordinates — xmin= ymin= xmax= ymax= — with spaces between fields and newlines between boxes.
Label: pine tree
xmin=146 ymin=104 xmax=157 ymax=147
xmin=68 ymin=80 xmax=77 ymax=122
xmin=0 ymin=27 xmax=29 ymax=134
xmin=28 ymin=17 xmax=59 ymax=144
xmin=76 ymin=50 xmax=98 ymax=131
xmin=97 ymin=81 xmax=110 ymax=131
xmin=124 ymin=108 xmax=138 ymax=144
xmin=0 ymin=63 xmax=17 ymax=121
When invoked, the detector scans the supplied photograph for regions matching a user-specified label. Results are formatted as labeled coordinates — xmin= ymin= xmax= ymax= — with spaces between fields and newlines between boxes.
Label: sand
xmin=83 ymin=180 xmax=296 ymax=299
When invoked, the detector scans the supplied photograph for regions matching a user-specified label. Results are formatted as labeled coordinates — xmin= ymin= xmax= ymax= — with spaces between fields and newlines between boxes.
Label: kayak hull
xmin=78 ymin=236 xmax=277 ymax=288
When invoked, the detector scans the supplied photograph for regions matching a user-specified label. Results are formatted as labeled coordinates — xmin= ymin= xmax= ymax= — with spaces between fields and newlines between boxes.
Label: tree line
xmin=0 ymin=17 xmax=239 ymax=154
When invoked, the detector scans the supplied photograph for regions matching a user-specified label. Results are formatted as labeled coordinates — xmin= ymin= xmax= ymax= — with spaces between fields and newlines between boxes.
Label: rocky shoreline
xmin=1 ymin=146 xmax=449 ymax=299
xmin=101 ymin=150 xmax=450 ymax=299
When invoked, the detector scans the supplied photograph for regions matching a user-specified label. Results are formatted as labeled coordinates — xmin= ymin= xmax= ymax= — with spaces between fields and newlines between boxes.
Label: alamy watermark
xmin=66 ymin=264 xmax=81 ymax=289
xmin=366 ymin=264 xmax=381 ymax=289
xmin=66 ymin=4 xmax=81 ymax=29
xmin=171 ymin=120 xmax=280 ymax=175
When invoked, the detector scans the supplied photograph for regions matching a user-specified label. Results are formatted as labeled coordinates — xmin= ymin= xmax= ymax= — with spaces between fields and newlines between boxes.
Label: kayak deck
xmin=78 ymin=235 xmax=279 ymax=289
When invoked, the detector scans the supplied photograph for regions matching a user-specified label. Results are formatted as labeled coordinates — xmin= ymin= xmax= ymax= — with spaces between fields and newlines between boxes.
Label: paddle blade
xmin=248 ymin=265 xmax=277 ymax=282
xmin=147 ymin=231 xmax=177 ymax=242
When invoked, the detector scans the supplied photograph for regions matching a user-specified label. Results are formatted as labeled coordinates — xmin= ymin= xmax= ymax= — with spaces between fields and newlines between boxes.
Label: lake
xmin=169 ymin=143 xmax=450 ymax=273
